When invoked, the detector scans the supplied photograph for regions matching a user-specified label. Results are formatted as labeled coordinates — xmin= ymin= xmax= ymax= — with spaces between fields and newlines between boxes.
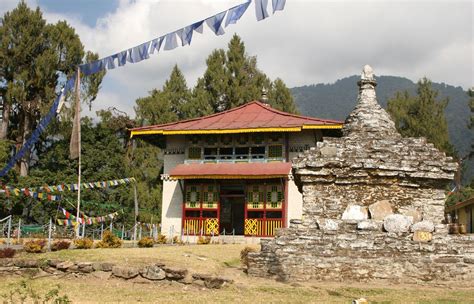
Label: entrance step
xmin=179 ymin=235 xmax=272 ymax=244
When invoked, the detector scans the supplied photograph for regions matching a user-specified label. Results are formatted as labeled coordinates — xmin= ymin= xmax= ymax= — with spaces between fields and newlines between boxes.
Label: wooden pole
xmin=17 ymin=218 xmax=21 ymax=242
xmin=134 ymin=184 xmax=138 ymax=229
xmin=75 ymin=67 xmax=82 ymax=238
xmin=6 ymin=216 xmax=11 ymax=246
xmin=47 ymin=218 xmax=52 ymax=251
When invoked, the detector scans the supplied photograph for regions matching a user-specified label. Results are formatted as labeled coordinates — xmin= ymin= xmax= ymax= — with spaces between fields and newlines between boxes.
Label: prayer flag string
xmin=0 ymin=0 xmax=285 ymax=178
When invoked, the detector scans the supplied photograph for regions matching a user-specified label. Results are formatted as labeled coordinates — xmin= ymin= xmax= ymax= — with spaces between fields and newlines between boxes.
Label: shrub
xmin=197 ymin=236 xmax=211 ymax=245
xmin=172 ymin=236 xmax=183 ymax=245
xmin=73 ymin=238 xmax=93 ymax=249
xmin=96 ymin=231 xmax=122 ymax=248
xmin=51 ymin=240 xmax=71 ymax=251
xmin=240 ymin=246 xmax=257 ymax=268
xmin=24 ymin=239 xmax=47 ymax=253
xmin=137 ymin=237 xmax=154 ymax=248
xmin=156 ymin=234 xmax=167 ymax=244
xmin=0 ymin=239 xmax=5 ymax=245
xmin=0 ymin=248 xmax=16 ymax=258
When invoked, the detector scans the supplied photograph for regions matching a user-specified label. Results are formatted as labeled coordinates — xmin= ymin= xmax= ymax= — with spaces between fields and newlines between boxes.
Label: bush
xmin=96 ymin=231 xmax=122 ymax=248
xmin=172 ymin=236 xmax=183 ymax=245
xmin=197 ymin=236 xmax=211 ymax=245
xmin=0 ymin=248 xmax=16 ymax=258
xmin=51 ymin=240 xmax=71 ymax=251
xmin=240 ymin=246 xmax=257 ymax=268
xmin=73 ymin=238 xmax=93 ymax=249
xmin=156 ymin=234 xmax=167 ymax=244
xmin=24 ymin=239 xmax=47 ymax=253
xmin=137 ymin=237 xmax=154 ymax=248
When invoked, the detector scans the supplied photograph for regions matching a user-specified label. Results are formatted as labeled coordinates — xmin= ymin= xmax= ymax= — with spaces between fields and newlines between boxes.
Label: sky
xmin=1 ymin=0 xmax=472 ymax=118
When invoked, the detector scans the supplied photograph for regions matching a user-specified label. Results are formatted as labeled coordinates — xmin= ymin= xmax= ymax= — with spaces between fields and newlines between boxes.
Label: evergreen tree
xmin=387 ymin=77 xmax=455 ymax=156
xmin=181 ymin=78 xmax=214 ymax=119
xmin=200 ymin=49 xmax=228 ymax=112
xmin=134 ymin=89 xmax=178 ymax=125
xmin=0 ymin=2 xmax=104 ymax=176
xmin=468 ymin=88 xmax=473 ymax=129
xmin=162 ymin=65 xmax=190 ymax=120
xmin=268 ymin=78 xmax=299 ymax=114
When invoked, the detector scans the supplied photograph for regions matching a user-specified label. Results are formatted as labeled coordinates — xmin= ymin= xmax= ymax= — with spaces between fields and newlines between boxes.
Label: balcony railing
xmin=183 ymin=218 xmax=219 ymax=236
xmin=244 ymin=218 xmax=283 ymax=237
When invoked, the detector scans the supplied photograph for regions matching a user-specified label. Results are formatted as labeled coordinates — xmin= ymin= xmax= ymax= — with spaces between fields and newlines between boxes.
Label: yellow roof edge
xmin=131 ymin=125 xmax=343 ymax=137
xmin=302 ymin=124 xmax=343 ymax=130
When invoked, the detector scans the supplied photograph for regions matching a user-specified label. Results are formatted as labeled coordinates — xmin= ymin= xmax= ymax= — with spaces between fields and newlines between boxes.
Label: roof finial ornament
xmin=261 ymin=87 xmax=268 ymax=102
xmin=361 ymin=64 xmax=375 ymax=81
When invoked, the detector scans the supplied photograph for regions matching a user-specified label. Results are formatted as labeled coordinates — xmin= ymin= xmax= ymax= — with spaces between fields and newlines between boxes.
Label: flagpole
xmin=75 ymin=67 xmax=82 ymax=238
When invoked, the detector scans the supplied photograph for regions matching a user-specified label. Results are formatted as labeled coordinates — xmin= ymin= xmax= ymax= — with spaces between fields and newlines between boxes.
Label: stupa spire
xmin=342 ymin=65 xmax=400 ymax=138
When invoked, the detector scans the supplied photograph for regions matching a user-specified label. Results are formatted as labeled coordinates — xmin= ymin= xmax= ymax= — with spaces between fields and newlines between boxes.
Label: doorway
xmin=219 ymin=184 xmax=245 ymax=235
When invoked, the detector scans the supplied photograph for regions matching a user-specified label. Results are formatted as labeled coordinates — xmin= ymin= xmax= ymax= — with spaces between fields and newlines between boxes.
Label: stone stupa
xmin=247 ymin=66 xmax=473 ymax=283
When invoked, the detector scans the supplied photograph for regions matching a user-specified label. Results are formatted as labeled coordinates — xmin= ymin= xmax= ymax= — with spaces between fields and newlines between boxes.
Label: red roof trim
xmin=169 ymin=162 xmax=292 ymax=179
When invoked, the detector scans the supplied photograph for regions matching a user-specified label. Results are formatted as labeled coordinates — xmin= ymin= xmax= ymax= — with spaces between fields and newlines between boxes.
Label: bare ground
xmin=1 ymin=243 xmax=473 ymax=303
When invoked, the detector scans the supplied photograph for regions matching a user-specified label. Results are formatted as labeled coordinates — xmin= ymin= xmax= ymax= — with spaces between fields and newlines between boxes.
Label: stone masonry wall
xmin=247 ymin=66 xmax=469 ymax=283
xmin=248 ymin=222 xmax=474 ymax=282
xmin=301 ymin=183 xmax=446 ymax=224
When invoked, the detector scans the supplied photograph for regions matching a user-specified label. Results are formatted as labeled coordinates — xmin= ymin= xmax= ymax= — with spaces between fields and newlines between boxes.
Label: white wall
xmin=161 ymin=135 xmax=185 ymax=236
xmin=286 ymin=130 xmax=322 ymax=225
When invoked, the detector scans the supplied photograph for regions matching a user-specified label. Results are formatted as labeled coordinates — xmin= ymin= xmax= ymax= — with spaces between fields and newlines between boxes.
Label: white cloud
xmin=2 ymin=0 xmax=472 ymax=117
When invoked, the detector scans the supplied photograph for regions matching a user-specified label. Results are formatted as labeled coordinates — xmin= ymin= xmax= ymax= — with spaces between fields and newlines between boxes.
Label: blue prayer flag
xmin=255 ymin=0 xmax=269 ymax=21
xmin=193 ymin=20 xmax=204 ymax=34
xmin=225 ymin=1 xmax=251 ymax=27
xmin=149 ymin=37 xmax=163 ymax=54
xmin=272 ymin=0 xmax=285 ymax=13
xmin=117 ymin=51 xmax=127 ymax=66
xmin=164 ymin=32 xmax=178 ymax=50
xmin=206 ymin=11 xmax=227 ymax=36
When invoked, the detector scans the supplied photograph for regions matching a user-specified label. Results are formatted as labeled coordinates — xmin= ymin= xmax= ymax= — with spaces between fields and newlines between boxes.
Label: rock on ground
xmin=140 ymin=265 xmax=166 ymax=280
xmin=112 ymin=266 xmax=139 ymax=279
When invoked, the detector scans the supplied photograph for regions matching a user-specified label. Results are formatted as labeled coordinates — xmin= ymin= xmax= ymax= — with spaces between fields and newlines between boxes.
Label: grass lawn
xmin=1 ymin=244 xmax=474 ymax=303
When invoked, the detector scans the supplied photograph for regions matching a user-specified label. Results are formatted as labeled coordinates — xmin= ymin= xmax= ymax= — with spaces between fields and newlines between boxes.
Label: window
xmin=205 ymin=135 xmax=218 ymax=146
xmin=236 ymin=134 xmax=249 ymax=145
xmin=250 ymin=146 xmax=265 ymax=159
xmin=252 ymin=133 xmax=265 ymax=145
xmin=220 ymin=134 xmax=232 ymax=146
xmin=203 ymin=148 xmax=217 ymax=160
xmin=188 ymin=147 xmax=202 ymax=159
xmin=268 ymin=145 xmax=283 ymax=158
xmin=185 ymin=185 xmax=201 ymax=208
xmin=188 ymin=136 xmax=199 ymax=145
xmin=219 ymin=147 xmax=233 ymax=159
xmin=235 ymin=147 xmax=249 ymax=159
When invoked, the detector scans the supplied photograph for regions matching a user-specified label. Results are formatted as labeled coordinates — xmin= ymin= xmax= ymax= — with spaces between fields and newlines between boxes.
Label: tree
xmin=197 ymin=34 xmax=297 ymax=113
xmin=469 ymin=88 xmax=474 ymax=129
xmin=135 ymin=89 xmax=178 ymax=126
xmin=200 ymin=49 xmax=228 ymax=112
xmin=268 ymin=78 xmax=299 ymax=114
xmin=0 ymin=2 xmax=104 ymax=176
xmin=162 ymin=65 xmax=190 ymax=120
xmin=387 ymin=78 xmax=455 ymax=156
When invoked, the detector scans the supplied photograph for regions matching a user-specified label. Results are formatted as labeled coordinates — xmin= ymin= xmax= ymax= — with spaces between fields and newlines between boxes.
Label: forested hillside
xmin=291 ymin=76 xmax=473 ymax=183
